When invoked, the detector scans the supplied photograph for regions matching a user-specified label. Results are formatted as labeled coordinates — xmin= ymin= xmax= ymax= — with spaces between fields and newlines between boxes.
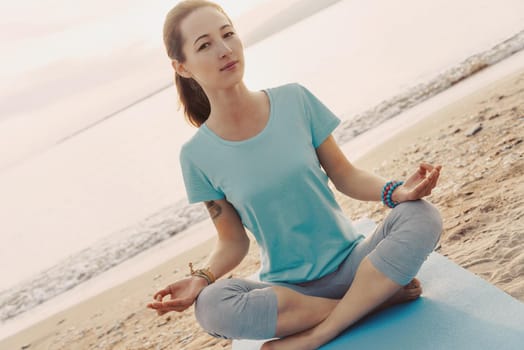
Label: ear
xmin=172 ymin=60 xmax=192 ymax=79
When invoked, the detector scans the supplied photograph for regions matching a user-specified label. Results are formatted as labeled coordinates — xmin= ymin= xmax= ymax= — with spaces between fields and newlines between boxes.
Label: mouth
xmin=220 ymin=61 xmax=238 ymax=71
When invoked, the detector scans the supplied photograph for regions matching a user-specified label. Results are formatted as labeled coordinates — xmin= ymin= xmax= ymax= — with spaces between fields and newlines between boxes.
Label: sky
xmin=0 ymin=0 xmax=268 ymax=75
xmin=0 ymin=0 xmax=269 ymax=120
xmin=0 ymin=0 xmax=273 ymax=170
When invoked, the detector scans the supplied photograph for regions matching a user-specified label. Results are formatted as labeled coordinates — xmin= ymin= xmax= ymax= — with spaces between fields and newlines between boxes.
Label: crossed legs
xmin=194 ymin=200 xmax=441 ymax=346
xmin=265 ymin=257 xmax=405 ymax=349
xmin=271 ymin=266 xmax=422 ymax=340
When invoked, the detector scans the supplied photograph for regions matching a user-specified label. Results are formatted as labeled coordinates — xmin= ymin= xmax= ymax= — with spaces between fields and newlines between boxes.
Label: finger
xmin=148 ymin=304 xmax=170 ymax=316
xmin=417 ymin=164 xmax=432 ymax=175
xmin=416 ymin=174 xmax=437 ymax=198
xmin=172 ymin=305 xmax=191 ymax=312
xmin=147 ymin=301 xmax=170 ymax=309
xmin=152 ymin=303 xmax=189 ymax=314
xmin=426 ymin=168 xmax=440 ymax=192
xmin=153 ymin=289 xmax=169 ymax=301
xmin=433 ymin=166 xmax=442 ymax=181
xmin=148 ymin=298 xmax=191 ymax=310
xmin=416 ymin=165 xmax=428 ymax=177
xmin=148 ymin=291 xmax=191 ymax=311
xmin=412 ymin=178 xmax=431 ymax=198
xmin=161 ymin=299 xmax=193 ymax=309
xmin=424 ymin=168 xmax=439 ymax=187
xmin=424 ymin=179 xmax=436 ymax=196
xmin=429 ymin=170 xmax=440 ymax=190
xmin=424 ymin=164 xmax=441 ymax=178
xmin=149 ymin=303 xmax=177 ymax=315
xmin=420 ymin=163 xmax=435 ymax=172
xmin=148 ymin=300 xmax=173 ymax=308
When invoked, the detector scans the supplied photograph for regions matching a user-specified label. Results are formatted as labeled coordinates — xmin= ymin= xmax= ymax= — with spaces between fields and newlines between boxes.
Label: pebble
xmin=465 ymin=123 xmax=483 ymax=136
xmin=157 ymin=320 xmax=169 ymax=327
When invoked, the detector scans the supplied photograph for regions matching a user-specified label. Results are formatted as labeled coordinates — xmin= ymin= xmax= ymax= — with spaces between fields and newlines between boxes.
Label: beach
xmin=2 ymin=62 xmax=522 ymax=350
xmin=2 ymin=0 xmax=524 ymax=348
xmin=2 ymin=0 xmax=524 ymax=320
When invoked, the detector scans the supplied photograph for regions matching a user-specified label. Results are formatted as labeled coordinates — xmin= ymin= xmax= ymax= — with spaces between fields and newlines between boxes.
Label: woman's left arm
xmin=316 ymin=135 xmax=441 ymax=203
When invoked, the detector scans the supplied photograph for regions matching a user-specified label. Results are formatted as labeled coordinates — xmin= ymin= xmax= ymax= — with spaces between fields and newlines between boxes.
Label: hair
xmin=163 ymin=0 xmax=233 ymax=127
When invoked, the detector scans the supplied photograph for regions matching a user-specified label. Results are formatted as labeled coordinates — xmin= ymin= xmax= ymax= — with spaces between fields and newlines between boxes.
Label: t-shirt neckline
xmin=200 ymin=89 xmax=274 ymax=146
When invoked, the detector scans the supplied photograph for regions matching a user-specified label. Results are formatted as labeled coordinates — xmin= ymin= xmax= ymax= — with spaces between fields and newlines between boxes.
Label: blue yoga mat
xmin=232 ymin=220 xmax=524 ymax=350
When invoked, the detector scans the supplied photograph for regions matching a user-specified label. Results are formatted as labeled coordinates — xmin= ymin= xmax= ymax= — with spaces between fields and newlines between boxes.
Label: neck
xmin=204 ymin=82 xmax=258 ymax=124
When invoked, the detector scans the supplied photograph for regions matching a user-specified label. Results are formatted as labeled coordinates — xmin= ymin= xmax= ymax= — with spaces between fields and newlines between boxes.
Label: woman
xmin=147 ymin=1 xmax=442 ymax=349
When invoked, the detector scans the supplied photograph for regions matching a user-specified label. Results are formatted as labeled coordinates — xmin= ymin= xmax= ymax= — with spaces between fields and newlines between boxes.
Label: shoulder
xmin=264 ymin=83 xmax=312 ymax=110
xmin=179 ymin=128 xmax=208 ymax=164
xmin=265 ymin=82 xmax=307 ymax=96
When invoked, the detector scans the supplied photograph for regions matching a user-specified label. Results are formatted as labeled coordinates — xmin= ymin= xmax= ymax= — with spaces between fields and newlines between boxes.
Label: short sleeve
xmin=298 ymin=84 xmax=341 ymax=148
xmin=179 ymin=147 xmax=224 ymax=203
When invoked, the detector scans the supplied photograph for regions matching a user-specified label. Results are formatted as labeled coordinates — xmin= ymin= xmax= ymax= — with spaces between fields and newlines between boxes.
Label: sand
xmin=1 ymin=68 xmax=523 ymax=350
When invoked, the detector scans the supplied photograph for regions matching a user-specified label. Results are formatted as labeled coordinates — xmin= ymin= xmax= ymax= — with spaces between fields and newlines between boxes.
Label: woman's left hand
xmin=392 ymin=163 xmax=441 ymax=203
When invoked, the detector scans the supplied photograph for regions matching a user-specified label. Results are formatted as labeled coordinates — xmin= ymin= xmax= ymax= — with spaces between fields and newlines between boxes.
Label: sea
xmin=1 ymin=0 xmax=523 ymax=339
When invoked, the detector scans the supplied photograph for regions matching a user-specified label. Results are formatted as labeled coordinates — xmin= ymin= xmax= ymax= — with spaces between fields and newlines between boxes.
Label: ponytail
xmin=175 ymin=74 xmax=211 ymax=127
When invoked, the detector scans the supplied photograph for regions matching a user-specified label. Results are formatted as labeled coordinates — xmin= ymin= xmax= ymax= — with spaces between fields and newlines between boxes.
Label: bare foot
xmin=377 ymin=278 xmax=422 ymax=311
xmin=261 ymin=279 xmax=423 ymax=350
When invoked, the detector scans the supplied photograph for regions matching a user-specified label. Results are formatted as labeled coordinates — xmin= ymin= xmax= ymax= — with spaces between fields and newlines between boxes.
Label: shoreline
xmin=1 ymin=53 xmax=524 ymax=349
xmin=343 ymin=49 xmax=524 ymax=162
xmin=3 ymin=46 xmax=524 ymax=331
xmin=0 ymin=219 xmax=217 ymax=341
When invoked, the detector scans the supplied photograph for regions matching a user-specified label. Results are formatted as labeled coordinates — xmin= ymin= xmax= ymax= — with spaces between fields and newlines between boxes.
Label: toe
xmin=411 ymin=287 xmax=423 ymax=298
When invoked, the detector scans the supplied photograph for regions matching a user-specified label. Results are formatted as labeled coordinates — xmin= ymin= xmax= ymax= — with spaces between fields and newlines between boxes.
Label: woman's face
xmin=175 ymin=6 xmax=245 ymax=90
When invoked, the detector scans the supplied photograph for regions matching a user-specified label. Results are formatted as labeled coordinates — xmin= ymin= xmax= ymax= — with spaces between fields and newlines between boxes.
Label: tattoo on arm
xmin=205 ymin=200 xmax=222 ymax=219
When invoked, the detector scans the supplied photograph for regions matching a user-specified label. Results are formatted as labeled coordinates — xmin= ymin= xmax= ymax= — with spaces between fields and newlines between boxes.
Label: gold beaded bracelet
xmin=189 ymin=262 xmax=216 ymax=285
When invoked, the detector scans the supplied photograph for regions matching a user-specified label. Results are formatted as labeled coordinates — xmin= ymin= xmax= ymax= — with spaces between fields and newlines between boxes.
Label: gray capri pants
xmin=194 ymin=200 xmax=442 ymax=340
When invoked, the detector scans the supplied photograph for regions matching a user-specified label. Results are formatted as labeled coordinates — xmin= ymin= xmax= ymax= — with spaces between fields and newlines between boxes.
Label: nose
xmin=218 ymin=40 xmax=233 ymax=58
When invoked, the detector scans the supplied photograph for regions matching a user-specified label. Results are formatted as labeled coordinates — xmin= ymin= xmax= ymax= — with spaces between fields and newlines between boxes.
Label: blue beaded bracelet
xmin=381 ymin=180 xmax=404 ymax=208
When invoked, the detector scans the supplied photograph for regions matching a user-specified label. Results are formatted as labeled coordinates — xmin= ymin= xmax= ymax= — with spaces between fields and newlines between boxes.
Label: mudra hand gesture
xmin=393 ymin=163 xmax=441 ymax=203
xmin=147 ymin=277 xmax=207 ymax=316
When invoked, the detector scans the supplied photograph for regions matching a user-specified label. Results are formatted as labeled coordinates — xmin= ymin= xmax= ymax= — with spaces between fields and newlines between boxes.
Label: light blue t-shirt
xmin=180 ymin=83 xmax=363 ymax=283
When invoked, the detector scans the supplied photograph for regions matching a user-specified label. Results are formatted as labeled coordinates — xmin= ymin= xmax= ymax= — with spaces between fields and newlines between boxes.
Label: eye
xmin=223 ymin=31 xmax=235 ymax=38
xmin=197 ymin=42 xmax=210 ymax=51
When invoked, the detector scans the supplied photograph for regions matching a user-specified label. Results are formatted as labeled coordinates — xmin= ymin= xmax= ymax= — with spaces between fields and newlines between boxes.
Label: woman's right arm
xmin=202 ymin=198 xmax=250 ymax=279
xmin=147 ymin=198 xmax=249 ymax=315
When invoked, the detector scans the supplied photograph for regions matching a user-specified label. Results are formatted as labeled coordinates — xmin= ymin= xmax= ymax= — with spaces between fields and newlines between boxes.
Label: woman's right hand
xmin=147 ymin=276 xmax=208 ymax=315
